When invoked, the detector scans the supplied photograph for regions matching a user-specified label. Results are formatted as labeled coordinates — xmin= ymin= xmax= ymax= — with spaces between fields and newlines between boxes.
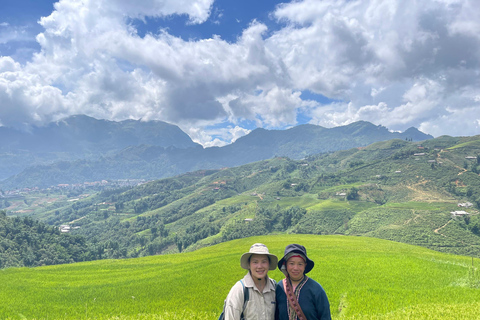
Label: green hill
xmin=4 ymin=135 xmax=480 ymax=268
xmin=1 ymin=235 xmax=479 ymax=319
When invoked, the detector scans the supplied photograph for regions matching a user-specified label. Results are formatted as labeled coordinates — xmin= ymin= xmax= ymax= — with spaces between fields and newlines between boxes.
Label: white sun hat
xmin=240 ymin=243 xmax=278 ymax=270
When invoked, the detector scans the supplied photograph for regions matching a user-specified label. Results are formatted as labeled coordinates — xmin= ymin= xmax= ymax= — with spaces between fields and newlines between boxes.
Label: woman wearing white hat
xmin=222 ymin=243 xmax=278 ymax=320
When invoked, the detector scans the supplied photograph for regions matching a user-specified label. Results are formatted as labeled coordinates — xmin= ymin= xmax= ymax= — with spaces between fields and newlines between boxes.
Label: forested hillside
xmin=0 ymin=210 xmax=94 ymax=268
xmin=5 ymin=134 xmax=478 ymax=268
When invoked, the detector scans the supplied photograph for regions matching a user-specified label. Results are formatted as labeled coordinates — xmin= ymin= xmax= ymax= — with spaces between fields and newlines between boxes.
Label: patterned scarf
xmin=283 ymin=275 xmax=308 ymax=320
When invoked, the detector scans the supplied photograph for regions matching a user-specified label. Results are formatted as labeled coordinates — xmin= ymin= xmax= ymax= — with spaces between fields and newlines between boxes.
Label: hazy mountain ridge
xmin=0 ymin=115 xmax=199 ymax=153
xmin=0 ymin=115 xmax=200 ymax=181
xmin=0 ymin=116 xmax=433 ymax=188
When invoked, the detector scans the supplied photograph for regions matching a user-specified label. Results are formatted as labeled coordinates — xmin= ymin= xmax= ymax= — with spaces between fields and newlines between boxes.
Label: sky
xmin=1 ymin=0 xmax=480 ymax=147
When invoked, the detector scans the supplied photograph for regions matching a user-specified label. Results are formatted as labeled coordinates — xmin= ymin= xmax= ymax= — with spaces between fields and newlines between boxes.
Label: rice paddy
xmin=1 ymin=234 xmax=479 ymax=319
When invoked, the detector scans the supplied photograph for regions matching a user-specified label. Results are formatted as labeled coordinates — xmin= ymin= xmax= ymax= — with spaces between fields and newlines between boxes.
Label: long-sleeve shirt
xmin=224 ymin=272 xmax=276 ymax=320
xmin=275 ymin=278 xmax=331 ymax=320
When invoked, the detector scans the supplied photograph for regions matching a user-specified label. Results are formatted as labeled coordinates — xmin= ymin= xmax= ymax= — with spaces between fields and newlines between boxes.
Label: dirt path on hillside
xmin=434 ymin=218 xmax=480 ymax=248
xmin=404 ymin=210 xmax=421 ymax=225
xmin=437 ymin=150 xmax=468 ymax=175
xmin=405 ymin=182 xmax=442 ymax=202
xmin=434 ymin=219 xmax=452 ymax=237
xmin=69 ymin=215 xmax=87 ymax=224
xmin=433 ymin=210 xmax=480 ymax=249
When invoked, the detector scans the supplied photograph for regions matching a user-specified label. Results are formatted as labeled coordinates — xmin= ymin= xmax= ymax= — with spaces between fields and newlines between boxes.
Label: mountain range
xmin=0 ymin=115 xmax=433 ymax=189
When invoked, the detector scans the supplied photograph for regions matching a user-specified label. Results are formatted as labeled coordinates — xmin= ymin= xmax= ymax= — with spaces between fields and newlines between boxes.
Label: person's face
xmin=286 ymin=256 xmax=306 ymax=281
xmin=249 ymin=254 xmax=270 ymax=280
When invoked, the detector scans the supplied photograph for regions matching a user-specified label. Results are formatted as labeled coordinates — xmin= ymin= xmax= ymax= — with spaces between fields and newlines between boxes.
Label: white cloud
xmin=267 ymin=0 xmax=480 ymax=136
xmin=0 ymin=56 xmax=68 ymax=129
xmin=188 ymin=124 xmax=252 ymax=147
xmin=0 ymin=57 xmax=21 ymax=72
xmin=0 ymin=23 xmax=33 ymax=44
xmin=1 ymin=0 xmax=480 ymax=144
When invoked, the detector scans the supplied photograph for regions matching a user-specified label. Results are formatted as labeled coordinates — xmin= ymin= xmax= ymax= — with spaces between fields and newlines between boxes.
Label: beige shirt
xmin=224 ymin=272 xmax=276 ymax=320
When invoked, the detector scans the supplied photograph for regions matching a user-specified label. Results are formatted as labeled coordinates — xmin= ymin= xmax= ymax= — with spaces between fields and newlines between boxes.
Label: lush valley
xmin=1 ymin=235 xmax=479 ymax=319
xmin=2 ymin=134 xmax=480 ymax=269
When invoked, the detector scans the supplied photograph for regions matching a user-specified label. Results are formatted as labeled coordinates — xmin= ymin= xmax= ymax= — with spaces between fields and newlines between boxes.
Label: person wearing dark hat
xmin=222 ymin=243 xmax=278 ymax=320
xmin=275 ymin=244 xmax=331 ymax=320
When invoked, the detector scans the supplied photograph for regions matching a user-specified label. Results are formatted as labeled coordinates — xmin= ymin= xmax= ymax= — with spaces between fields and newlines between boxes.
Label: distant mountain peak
xmin=0 ymin=118 xmax=434 ymax=188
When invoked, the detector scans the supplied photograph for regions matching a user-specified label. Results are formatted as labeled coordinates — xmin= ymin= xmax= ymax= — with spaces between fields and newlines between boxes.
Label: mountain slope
xmin=0 ymin=115 xmax=200 ymax=180
xmin=0 ymin=115 xmax=199 ymax=153
xmin=0 ymin=120 xmax=433 ymax=188
xmin=15 ymin=135 xmax=480 ymax=262
xmin=0 ymin=210 xmax=91 ymax=268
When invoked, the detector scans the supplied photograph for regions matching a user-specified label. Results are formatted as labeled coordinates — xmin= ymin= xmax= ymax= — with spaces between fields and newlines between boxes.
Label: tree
xmin=115 ymin=202 xmax=124 ymax=212
xmin=347 ymin=187 xmax=359 ymax=200
xmin=176 ymin=240 xmax=182 ymax=253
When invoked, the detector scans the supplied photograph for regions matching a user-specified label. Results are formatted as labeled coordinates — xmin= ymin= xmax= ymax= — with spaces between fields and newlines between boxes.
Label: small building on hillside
xmin=458 ymin=202 xmax=473 ymax=208
xmin=59 ymin=225 xmax=71 ymax=233
xmin=451 ymin=210 xmax=469 ymax=216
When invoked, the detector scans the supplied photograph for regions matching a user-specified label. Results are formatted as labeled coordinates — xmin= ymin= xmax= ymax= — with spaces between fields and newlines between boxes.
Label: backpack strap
xmin=219 ymin=280 xmax=249 ymax=320
xmin=239 ymin=279 xmax=249 ymax=318
xmin=270 ymin=277 xmax=277 ymax=287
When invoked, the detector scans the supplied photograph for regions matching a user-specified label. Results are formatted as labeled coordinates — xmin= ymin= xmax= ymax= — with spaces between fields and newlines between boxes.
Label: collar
xmin=244 ymin=272 xmax=275 ymax=293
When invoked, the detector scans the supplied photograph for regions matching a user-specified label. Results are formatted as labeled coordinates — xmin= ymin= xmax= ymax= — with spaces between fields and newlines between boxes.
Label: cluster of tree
xmin=219 ymin=206 xmax=358 ymax=243
xmin=175 ymin=221 xmax=221 ymax=252
xmin=0 ymin=200 xmax=11 ymax=209
xmin=462 ymin=214 xmax=480 ymax=236
xmin=221 ymin=206 xmax=307 ymax=241
xmin=73 ymin=215 xmax=170 ymax=259
xmin=0 ymin=210 xmax=93 ymax=268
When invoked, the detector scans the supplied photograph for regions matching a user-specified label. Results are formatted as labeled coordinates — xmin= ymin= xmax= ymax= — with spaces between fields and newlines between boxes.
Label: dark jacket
xmin=275 ymin=277 xmax=331 ymax=320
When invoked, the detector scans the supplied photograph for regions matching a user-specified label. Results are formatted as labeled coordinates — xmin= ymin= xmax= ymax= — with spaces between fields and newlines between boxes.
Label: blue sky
xmin=1 ymin=0 xmax=479 ymax=146
xmin=131 ymin=0 xmax=283 ymax=42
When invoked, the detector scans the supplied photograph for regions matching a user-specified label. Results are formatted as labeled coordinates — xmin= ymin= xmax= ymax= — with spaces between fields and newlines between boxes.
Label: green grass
xmin=382 ymin=202 xmax=458 ymax=210
xmin=446 ymin=139 xmax=480 ymax=150
xmin=1 ymin=235 xmax=480 ymax=320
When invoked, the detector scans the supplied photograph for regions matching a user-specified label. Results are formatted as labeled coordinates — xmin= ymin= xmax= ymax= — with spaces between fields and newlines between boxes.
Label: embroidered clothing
xmin=275 ymin=277 xmax=331 ymax=320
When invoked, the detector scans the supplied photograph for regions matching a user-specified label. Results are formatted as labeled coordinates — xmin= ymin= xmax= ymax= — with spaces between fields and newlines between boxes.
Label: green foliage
xmin=346 ymin=187 xmax=359 ymax=200
xmin=0 ymin=211 xmax=92 ymax=268
xmin=4 ymin=134 xmax=480 ymax=268
xmin=292 ymin=209 xmax=356 ymax=234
